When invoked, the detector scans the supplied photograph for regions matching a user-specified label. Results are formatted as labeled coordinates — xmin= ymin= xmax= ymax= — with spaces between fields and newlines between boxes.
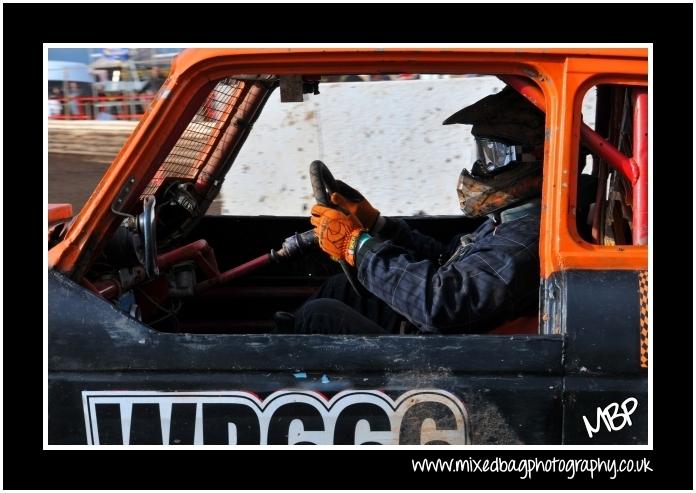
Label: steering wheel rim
xmin=309 ymin=160 xmax=338 ymax=206
xmin=308 ymin=160 xmax=364 ymax=297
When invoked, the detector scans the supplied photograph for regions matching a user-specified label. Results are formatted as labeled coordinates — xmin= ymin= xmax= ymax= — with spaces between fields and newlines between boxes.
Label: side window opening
xmin=218 ymin=74 xmax=509 ymax=217
xmin=577 ymin=84 xmax=648 ymax=246
xmin=90 ymin=73 xmax=548 ymax=338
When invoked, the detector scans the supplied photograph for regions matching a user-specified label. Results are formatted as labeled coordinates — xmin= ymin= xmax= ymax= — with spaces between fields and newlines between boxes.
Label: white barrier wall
xmin=222 ymin=77 xmax=510 ymax=216
xmin=48 ymin=120 xmax=135 ymax=158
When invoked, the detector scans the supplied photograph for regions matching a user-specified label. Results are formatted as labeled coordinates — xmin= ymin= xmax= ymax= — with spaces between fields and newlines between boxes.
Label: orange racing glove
xmin=330 ymin=180 xmax=381 ymax=232
xmin=310 ymin=204 xmax=366 ymax=266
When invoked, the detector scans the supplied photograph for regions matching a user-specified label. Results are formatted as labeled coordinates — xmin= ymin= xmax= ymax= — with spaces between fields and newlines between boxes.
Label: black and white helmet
xmin=443 ymin=86 xmax=546 ymax=218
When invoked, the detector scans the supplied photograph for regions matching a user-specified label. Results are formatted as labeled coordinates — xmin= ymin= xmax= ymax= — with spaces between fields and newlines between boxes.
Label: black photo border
xmin=4 ymin=2 xmax=691 ymax=490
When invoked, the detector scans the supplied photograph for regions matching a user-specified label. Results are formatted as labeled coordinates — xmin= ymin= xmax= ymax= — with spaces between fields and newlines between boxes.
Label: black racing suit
xmin=294 ymin=203 xmax=540 ymax=335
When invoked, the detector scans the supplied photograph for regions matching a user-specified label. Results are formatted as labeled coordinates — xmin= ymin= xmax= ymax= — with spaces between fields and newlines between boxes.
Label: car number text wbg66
xmin=83 ymin=389 xmax=470 ymax=445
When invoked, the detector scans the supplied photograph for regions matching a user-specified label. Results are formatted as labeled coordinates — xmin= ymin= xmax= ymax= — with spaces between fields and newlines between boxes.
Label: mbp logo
xmin=82 ymin=389 xmax=470 ymax=445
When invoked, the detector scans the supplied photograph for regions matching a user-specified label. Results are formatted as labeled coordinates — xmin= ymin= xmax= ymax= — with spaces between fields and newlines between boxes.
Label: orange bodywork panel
xmin=48 ymin=47 xmax=648 ymax=279
xmin=48 ymin=203 xmax=73 ymax=227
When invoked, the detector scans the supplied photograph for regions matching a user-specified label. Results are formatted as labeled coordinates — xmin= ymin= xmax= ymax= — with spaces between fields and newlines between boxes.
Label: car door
xmin=49 ymin=267 xmax=563 ymax=445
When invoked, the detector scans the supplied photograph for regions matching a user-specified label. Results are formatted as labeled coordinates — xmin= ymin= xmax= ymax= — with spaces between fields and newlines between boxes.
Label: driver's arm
xmin=354 ymin=213 xmax=540 ymax=334
xmin=373 ymin=216 xmax=449 ymax=261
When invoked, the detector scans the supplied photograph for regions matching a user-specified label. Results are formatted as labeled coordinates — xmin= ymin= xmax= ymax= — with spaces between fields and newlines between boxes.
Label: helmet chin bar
xmin=456 ymin=160 xmax=543 ymax=219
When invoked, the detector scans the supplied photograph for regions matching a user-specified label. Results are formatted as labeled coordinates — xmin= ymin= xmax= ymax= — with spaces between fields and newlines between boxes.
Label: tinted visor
xmin=471 ymin=137 xmax=539 ymax=177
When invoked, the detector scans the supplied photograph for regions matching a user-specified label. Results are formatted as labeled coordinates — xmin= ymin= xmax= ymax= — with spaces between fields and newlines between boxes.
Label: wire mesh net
xmin=141 ymin=77 xmax=241 ymax=197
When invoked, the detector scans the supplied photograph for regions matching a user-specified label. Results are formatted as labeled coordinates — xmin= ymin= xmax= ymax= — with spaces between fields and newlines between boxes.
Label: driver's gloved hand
xmin=310 ymin=204 xmax=366 ymax=266
xmin=330 ymin=180 xmax=381 ymax=232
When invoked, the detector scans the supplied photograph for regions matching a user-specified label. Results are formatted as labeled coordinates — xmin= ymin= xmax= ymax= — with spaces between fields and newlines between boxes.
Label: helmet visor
xmin=472 ymin=137 xmax=538 ymax=177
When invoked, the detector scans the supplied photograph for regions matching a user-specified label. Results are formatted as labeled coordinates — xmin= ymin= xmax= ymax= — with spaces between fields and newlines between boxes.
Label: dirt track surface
xmin=49 ymin=153 xmax=111 ymax=214
xmin=48 ymin=153 xmax=223 ymax=216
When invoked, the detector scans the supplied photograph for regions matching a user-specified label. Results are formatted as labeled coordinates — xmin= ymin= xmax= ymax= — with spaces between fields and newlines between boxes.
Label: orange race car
xmin=47 ymin=48 xmax=648 ymax=445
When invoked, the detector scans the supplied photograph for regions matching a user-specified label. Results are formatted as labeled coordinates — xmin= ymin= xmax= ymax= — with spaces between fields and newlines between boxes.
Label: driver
xmin=292 ymin=86 xmax=545 ymax=335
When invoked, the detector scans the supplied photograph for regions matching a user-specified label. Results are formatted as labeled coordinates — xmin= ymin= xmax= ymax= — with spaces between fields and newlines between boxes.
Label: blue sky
xmin=48 ymin=48 xmax=183 ymax=64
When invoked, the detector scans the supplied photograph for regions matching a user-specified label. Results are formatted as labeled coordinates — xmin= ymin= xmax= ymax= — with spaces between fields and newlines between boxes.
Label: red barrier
xmin=632 ymin=89 xmax=648 ymax=246
xmin=48 ymin=94 xmax=156 ymax=121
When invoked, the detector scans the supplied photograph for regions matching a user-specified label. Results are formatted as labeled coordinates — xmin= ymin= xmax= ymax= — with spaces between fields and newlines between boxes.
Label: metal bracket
xmin=111 ymin=176 xmax=138 ymax=216
xmin=279 ymin=75 xmax=304 ymax=102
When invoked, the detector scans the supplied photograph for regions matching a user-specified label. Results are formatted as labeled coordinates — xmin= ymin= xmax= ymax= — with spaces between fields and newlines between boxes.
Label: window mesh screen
xmin=141 ymin=77 xmax=240 ymax=197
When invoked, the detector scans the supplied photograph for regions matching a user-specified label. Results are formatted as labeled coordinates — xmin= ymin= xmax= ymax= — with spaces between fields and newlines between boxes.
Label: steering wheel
xmin=308 ymin=160 xmax=363 ymax=296
xmin=309 ymin=160 xmax=338 ymax=207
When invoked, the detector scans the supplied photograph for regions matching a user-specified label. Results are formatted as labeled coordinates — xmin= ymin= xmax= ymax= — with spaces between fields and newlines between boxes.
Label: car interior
xmin=69 ymin=73 xmax=638 ymax=337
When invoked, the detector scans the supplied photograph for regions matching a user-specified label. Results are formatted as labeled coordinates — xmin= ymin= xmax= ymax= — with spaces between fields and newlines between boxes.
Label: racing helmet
xmin=443 ymin=86 xmax=546 ymax=218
